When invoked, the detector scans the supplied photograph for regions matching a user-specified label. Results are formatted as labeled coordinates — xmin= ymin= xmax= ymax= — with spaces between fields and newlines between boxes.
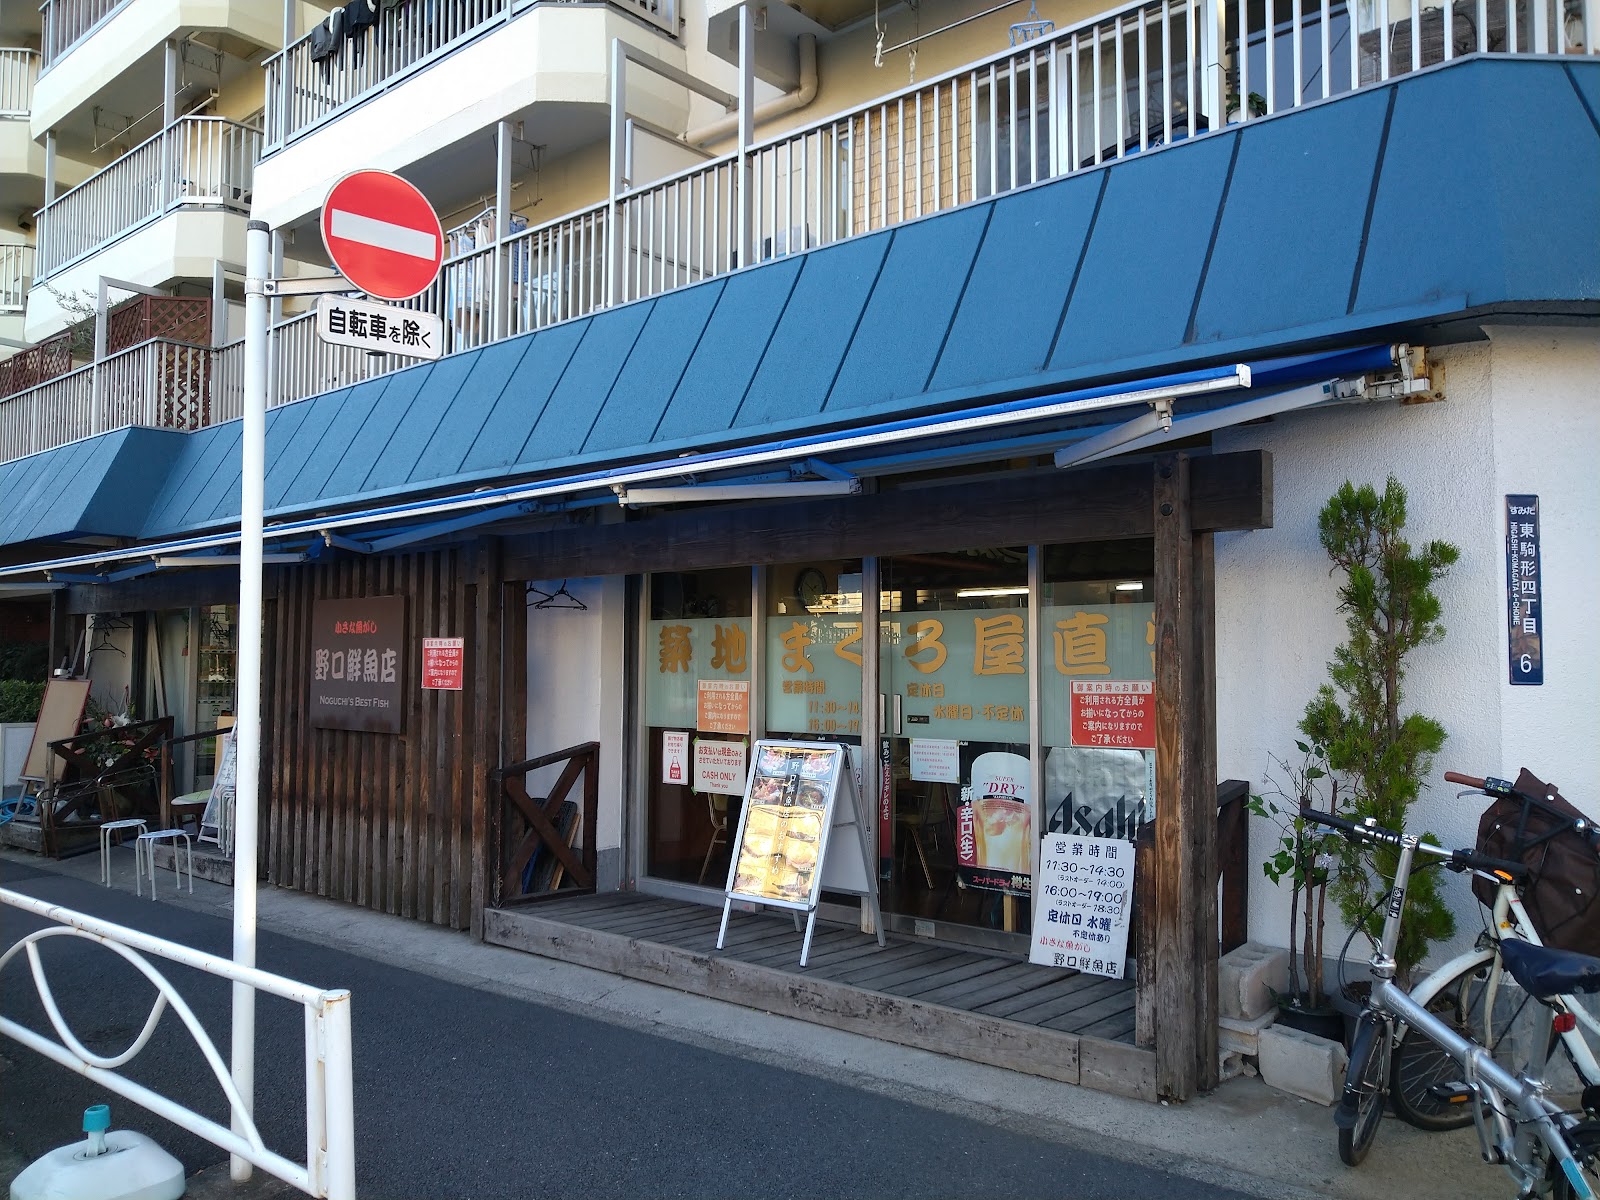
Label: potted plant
xmin=1300 ymin=476 xmax=1460 ymax=982
xmin=1249 ymin=744 xmax=1348 ymax=1039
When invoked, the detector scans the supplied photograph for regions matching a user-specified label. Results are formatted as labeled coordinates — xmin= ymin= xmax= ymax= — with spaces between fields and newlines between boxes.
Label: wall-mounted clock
xmin=795 ymin=567 xmax=828 ymax=609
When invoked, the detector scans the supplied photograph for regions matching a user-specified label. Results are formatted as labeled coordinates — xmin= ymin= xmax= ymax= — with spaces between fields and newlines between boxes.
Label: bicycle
xmin=1388 ymin=772 xmax=1600 ymax=1133
xmin=1301 ymin=803 xmax=1600 ymax=1198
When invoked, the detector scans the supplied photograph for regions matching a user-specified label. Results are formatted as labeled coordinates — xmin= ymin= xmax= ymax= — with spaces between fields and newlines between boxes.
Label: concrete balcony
xmin=253 ymin=0 xmax=689 ymax=232
xmin=31 ymin=0 xmax=278 ymax=136
xmin=26 ymin=117 xmax=257 ymax=340
xmin=0 ymin=48 xmax=93 ymax=226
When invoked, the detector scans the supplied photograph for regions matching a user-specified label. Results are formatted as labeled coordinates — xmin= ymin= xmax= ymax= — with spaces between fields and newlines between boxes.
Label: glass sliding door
xmin=642 ymin=568 xmax=754 ymax=887
xmin=1038 ymin=540 xmax=1157 ymax=846
xmin=879 ymin=548 xmax=1032 ymax=944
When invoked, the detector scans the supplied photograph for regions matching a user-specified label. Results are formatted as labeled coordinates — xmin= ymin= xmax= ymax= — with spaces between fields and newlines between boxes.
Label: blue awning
xmin=0 ymin=344 xmax=1395 ymax=580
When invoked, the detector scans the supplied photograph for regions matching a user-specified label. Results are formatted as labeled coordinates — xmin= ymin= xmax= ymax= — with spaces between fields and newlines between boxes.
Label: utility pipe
xmin=688 ymin=33 xmax=817 ymax=148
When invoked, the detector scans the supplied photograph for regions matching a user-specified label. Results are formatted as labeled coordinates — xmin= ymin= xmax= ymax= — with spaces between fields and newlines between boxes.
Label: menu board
xmin=719 ymin=740 xmax=883 ymax=966
xmin=726 ymin=744 xmax=841 ymax=906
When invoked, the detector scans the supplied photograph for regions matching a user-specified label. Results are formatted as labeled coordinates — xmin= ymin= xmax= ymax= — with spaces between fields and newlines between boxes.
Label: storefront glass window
xmin=880 ymin=549 xmax=1031 ymax=940
xmin=643 ymin=569 xmax=754 ymax=886
xmin=1039 ymin=541 xmax=1157 ymax=846
xmin=195 ymin=604 xmax=237 ymax=786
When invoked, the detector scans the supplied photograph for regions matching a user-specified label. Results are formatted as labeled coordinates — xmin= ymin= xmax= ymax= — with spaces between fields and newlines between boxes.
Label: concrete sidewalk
xmin=1 ymin=847 xmax=1490 ymax=1200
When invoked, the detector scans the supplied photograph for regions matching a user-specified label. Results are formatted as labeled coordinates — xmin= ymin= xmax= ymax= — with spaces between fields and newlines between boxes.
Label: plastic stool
xmin=99 ymin=819 xmax=148 ymax=887
xmin=136 ymin=829 xmax=193 ymax=900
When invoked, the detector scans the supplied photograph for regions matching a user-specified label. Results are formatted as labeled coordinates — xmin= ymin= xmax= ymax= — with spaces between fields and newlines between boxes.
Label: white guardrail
xmin=0 ymin=887 xmax=355 ymax=1200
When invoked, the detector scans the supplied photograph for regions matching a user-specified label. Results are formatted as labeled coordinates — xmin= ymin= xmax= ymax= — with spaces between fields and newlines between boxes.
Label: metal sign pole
xmin=231 ymin=217 xmax=271 ymax=1182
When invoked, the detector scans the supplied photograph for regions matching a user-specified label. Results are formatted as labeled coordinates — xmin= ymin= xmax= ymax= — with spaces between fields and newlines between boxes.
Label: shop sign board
xmin=955 ymin=751 xmax=1033 ymax=897
xmin=718 ymin=740 xmax=885 ymax=966
xmin=421 ymin=637 xmax=464 ymax=690
xmin=1506 ymin=494 xmax=1543 ymax=685
xmin=692 ymin=737 xmax=747 ymax=794
xmin=1068 ymin=680 xmax=1155 ymax=749
xmin=662 ymin=730 xmax=690 ymax=786
xmin=309 ymin=596 xmax=406 ymax=733
xmin=696 ymin=679 xmax=750 ymax=734
xmin=1029 ymin=833 xmax=1134 ymax=977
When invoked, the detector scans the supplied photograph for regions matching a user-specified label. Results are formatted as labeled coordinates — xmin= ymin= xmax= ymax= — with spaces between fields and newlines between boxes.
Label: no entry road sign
xmin=320 ymin=170 xmax=444 ymax=301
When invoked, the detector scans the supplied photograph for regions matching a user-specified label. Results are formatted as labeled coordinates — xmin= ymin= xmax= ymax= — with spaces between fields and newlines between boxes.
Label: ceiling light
xmin=1115 ymin=581 xmax=1145 ymax=592
xmin=956 ymin=586 xmax=1029 ymax=598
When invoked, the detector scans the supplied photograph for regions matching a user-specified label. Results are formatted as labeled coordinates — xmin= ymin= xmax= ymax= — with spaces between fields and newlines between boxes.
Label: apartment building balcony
xmin=0 ymin=243 xmax=34 ymax=354
xmin=31 ymin=0 xmax=279 ymax=136
xmin=252 ymin=0 xmax=688 ymax=232
xmin=26 ymin=116 xmax=258 ymax=340
xmin=2 ymin=47 xmax=93 ymax=227
xmin=0 ymin=0 xmax=1594 ymax=466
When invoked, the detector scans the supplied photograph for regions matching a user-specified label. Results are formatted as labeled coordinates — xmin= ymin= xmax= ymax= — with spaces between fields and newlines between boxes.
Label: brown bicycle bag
xmin=1474 ymin=768 xmax=1600 ymax=958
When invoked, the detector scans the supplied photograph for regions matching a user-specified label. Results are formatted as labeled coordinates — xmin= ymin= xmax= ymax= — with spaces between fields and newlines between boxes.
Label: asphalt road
xmin=0 ymin=859 xmax=1254 ymax=1200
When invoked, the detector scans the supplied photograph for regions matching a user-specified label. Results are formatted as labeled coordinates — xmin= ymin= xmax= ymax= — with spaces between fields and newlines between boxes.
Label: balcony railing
xmin=264 ymin=0 xmax=678 ymax=150
xmin=2 ymin=0 xmax=1594 ymax=466
xmin=0 ymin=337 xmax=211 ymax=461
xmin=0 ymin=47 xmax=37 ymax=115
xmin=35 ymin=117 xmax=259 ymax=279
xmin=0 ymin=245 xmax=33 ymax=313
xmin=38 ymin=0 xmax=129 ymax=71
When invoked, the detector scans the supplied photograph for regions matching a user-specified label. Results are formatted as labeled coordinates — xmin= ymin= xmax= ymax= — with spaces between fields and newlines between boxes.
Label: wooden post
xmin=1151 ymin=453 xmax=1219 ymax=1100
xmin=469 ymin=538 xmax=502 ymax=942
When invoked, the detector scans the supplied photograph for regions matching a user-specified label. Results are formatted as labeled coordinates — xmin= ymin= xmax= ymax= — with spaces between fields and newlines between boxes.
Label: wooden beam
xmin=1152 ymin=453 xmax=1200 ymax=1101
xmin=1189 ymin=529 xmax=1220 ymax=1091
xmin=469 ymin=538 xmax=502 ymax=941
xmin=502 ymin=451 xmax=1273 ymax=581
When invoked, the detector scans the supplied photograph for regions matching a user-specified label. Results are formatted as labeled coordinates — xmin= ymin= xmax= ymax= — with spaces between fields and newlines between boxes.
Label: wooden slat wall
xmin=264 ymin=547 xmax=483 ymax=929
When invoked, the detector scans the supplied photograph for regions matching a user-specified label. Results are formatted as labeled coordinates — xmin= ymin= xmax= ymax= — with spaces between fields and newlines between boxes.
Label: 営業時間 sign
xmin=310 ymin=596 xmax=406 ymax=732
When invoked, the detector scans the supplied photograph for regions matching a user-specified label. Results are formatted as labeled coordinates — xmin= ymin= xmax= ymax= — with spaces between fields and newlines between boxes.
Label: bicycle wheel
xmin=1338 ymin=1012 xmax=1391 ymax=1166
xmin=1390 ymin=955 xmax=1544 ymax=1131
xmin=1547 ymin=1120 xmax=1600 ymax=1200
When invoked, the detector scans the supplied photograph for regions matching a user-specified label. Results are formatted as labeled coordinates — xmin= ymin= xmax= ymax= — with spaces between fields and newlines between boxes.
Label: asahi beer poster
xmin=309 ymin=596 xmax=406 ymax=733
xmin=1030 ymin=833 xmax=1134 ymax=977
xmin=1044 ymin=746 xmax=1152 ymax=843
xmin=955 ymin=750 xmax=1033 ymax=896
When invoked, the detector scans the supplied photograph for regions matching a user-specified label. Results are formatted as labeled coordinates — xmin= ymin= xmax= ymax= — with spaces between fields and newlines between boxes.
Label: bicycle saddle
xmin=1500 ymin=937 xmax=1600 ymax=1000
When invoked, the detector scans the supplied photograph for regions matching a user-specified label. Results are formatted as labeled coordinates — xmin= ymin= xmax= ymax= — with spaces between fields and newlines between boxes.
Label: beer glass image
xmin=967 ymin=751 xmax=1034 ymax=875
xmin=973 ymin=798 xmax=1032 ymax=873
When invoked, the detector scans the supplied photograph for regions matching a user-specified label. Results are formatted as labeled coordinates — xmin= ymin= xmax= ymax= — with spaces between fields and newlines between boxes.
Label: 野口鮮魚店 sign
xmin=310 ymin=596 xmax=406 ymax=733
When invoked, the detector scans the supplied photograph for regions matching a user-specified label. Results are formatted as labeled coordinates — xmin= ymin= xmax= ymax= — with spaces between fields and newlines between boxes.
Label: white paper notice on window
xmin=909 ymin=738 xmax=960 ymax=784
xmin=1030 ymin=833 xmax=1134 ymax=978
xmin=662 ymin=730 xmax=690 ymax=787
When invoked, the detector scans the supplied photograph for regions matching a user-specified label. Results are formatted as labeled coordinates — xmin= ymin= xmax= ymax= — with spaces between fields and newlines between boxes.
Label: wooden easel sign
xmin=717 ymin=740 xmax=883 ymax=966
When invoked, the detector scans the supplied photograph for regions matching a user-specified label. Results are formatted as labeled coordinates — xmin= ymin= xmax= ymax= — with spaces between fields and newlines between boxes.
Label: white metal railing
xmin=38 ymin=0 xmax=129 ymax=70
xmin=0 ymin=47 xmax=37 ymax=115
xmin=0 ymin=338 xmax=214 ymax=461
xmin=36 ymin=117 xmax=259 ymax=279
xmin=0 ymin=887 xmax=354 ymax=1199
xmin=0 ymin=244 xmax=33 ymax=312
xmin=2 ymin=0 xmax=1594 ymax=465
xmin=264 ymin=0 xmax=678 ymax=150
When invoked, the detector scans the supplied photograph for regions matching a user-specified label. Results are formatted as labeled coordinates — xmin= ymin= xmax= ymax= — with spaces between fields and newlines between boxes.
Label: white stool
xmin=136 ymin=829 xmax=194 ymax=900
xmin=99 ymin=819 xmax=148 ymax=887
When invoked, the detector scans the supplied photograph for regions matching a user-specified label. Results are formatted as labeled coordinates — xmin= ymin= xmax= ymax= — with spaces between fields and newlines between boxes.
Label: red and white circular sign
xmin=320 ymin=170 xmax=444 ymax=301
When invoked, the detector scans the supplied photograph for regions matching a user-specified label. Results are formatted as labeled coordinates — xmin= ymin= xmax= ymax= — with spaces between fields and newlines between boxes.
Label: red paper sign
xmin=421 ymin=637 xmax=464 ymax=691
xmin=1069 ymin=681 xmax=1155 ymax=750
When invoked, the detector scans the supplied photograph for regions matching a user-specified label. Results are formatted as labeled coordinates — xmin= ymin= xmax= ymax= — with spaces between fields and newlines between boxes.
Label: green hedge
xmin=0 ymin=679 xmax=46 ymax=723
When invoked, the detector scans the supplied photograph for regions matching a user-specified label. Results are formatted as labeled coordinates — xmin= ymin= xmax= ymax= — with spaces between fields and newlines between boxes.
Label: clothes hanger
xmin=527 ymin=580 xmax=587 ymax=611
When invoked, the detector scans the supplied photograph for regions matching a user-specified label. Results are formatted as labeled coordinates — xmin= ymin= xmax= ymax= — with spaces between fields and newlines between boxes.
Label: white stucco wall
xmin=523 ymin=576 xmax=628 ymax=861
xmin=1214 ymin=327 xmax=1600 ymax=967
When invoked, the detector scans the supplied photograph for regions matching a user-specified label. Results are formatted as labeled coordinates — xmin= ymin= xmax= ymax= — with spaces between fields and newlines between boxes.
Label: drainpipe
xmin=687 ymin=33 xmax=817 ymax=148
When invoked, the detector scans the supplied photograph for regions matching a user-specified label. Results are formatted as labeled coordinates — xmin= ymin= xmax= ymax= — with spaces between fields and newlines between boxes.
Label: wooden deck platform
xmin=484 ymin=892 xmax=1155 ymax=1101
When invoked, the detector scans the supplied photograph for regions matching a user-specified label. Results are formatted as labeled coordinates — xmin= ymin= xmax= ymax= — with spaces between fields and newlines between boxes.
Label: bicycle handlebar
xmin=1297 ymin=806 xmax=1530 ymax=882
xmin=1443 ymin=770 xmax=1487 ymax=789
